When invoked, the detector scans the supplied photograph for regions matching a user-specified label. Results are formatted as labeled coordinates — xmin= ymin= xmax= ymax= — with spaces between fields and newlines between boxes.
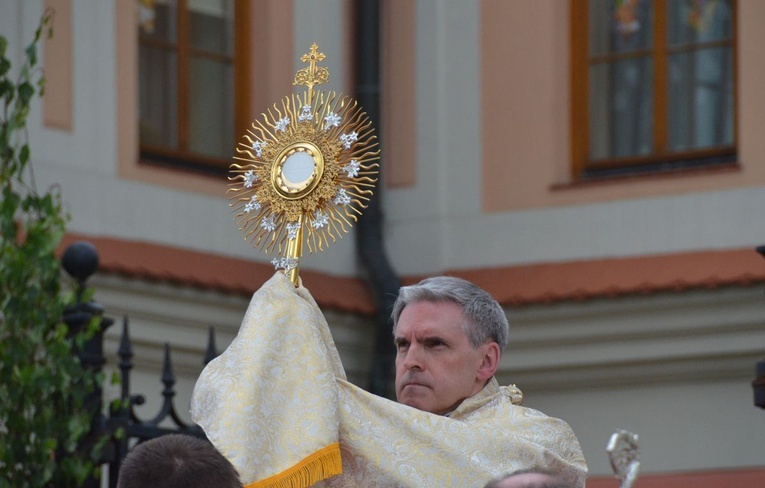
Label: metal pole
xmin=62 ymin=241 xmax=114 ymax=487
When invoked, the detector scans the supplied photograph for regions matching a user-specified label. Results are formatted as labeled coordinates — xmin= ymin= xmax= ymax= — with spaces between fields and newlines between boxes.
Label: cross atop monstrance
xmin=294 ymin=43 xmax=330 ymax=101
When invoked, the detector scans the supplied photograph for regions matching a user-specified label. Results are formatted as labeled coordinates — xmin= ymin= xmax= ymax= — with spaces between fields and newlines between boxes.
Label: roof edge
xmin=58 ymin=233 xmax=765 ymax=313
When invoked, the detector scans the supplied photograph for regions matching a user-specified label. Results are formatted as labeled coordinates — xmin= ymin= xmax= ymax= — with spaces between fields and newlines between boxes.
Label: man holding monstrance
xmin=191 ymin=44 xmax=587 ymax=488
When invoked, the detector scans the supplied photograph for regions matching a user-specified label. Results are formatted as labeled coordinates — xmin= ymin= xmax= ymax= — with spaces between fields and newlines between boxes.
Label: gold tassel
xmin=245 ymin=443 xmax=343 ymax=488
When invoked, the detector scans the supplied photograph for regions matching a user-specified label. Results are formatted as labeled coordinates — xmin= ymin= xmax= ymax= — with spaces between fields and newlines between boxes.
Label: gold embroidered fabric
xmin=191 ymin=273 xmax=587 ymax=488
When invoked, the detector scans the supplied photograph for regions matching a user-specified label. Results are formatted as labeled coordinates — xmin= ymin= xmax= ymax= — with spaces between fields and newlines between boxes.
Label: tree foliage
xmin=0 ymin=12 xmax=101 ymax=487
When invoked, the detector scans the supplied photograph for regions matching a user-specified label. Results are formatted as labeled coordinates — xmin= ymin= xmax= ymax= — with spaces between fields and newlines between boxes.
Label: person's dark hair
xmin=392 ymin=276 xmax=509 ymax=351
xmin=483 ymin=469 xmax=572 ymax=488
xmin=116 ymin=434 xmax=242 ymax=488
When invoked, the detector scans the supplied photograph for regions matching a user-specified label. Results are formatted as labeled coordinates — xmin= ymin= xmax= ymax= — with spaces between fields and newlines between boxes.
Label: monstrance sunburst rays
xmin=228 ymin=43 xmax=379 ymax=286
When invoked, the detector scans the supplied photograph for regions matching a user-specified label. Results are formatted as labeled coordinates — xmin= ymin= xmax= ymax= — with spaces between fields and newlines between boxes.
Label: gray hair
xmin=392 ymin=276 xmax=509 ymax=351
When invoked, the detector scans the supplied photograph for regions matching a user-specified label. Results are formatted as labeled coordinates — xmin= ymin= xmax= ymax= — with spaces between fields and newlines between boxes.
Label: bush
xmin=0 ymin=12 xmax=102 ymax=487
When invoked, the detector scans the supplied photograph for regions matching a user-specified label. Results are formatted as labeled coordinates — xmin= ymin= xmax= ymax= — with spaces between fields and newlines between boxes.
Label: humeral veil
xmin=191 ymin=273 xmax=587 ymax=487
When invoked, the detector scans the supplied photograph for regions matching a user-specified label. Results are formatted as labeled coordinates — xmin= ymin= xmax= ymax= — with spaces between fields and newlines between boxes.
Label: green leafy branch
xmin=0 ymin=11 xmax=105 ymax=487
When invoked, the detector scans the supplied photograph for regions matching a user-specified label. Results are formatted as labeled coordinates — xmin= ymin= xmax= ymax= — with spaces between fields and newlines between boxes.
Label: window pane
xmin=667 ymin=0 xmax=733 ymax=46
xmin=668 ymin=46 xmax=734 ymax=152
xmin=138 ymin=45 xmax=178 ymax=150
xmin=139 ymin=0 xmax=178 ymax=43
xmin=590 ymin=0 xmax=653 ymax=55
xmin=589 ymin=57 xmax=653 ymax=160
xmin=189 ymin=0 xmax=234 ymax=55
xmin=188 ymin=56 xmax=234 ymax=158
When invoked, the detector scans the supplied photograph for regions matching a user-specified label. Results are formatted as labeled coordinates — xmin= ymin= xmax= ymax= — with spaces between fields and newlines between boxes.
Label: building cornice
xmin=59 ymin=233 xmax=765 ymax=315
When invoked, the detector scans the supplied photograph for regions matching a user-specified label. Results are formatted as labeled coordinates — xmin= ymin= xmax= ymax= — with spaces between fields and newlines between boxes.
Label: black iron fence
xmin=62 ymin=241 xmax=215 ymax=487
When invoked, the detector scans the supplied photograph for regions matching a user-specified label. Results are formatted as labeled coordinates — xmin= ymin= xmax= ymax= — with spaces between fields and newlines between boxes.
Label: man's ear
xmin=477 ymin=342 xmax=500 ymax=381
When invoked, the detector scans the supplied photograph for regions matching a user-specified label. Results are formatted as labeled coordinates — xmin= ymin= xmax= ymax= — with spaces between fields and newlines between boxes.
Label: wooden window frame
xmin=570 ymin=0 xmax=738 ymax=180
xmin=138 ymin=0 xmax=251 ymax=173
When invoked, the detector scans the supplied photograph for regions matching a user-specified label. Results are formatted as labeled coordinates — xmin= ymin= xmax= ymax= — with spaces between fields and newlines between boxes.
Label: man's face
xmin=394 ymin=300 xmax=496 ymax=415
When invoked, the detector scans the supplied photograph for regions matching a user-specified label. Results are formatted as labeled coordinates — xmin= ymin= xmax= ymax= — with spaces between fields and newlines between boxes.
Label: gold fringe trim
xmin=245 ymin=443 xmax=343 ymax=488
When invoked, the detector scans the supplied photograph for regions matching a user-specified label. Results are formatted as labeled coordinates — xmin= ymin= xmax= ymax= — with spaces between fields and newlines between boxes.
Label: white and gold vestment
xmin=191 ymin=273 xmax=587 ymax=487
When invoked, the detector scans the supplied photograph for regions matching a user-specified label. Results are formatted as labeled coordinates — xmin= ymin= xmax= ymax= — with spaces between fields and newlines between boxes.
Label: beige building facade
xmin=2 ymin=0 xmax=765 ymax=485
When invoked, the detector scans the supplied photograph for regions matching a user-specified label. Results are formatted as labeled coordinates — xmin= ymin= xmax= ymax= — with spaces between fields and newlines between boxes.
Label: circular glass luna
xmin=271 ymin=142 xmax=325 ymax=199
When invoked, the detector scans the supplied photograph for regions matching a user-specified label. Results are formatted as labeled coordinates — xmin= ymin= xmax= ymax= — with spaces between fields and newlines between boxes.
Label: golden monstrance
xmin=228 ymin=44 xmax=379 ymax=286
